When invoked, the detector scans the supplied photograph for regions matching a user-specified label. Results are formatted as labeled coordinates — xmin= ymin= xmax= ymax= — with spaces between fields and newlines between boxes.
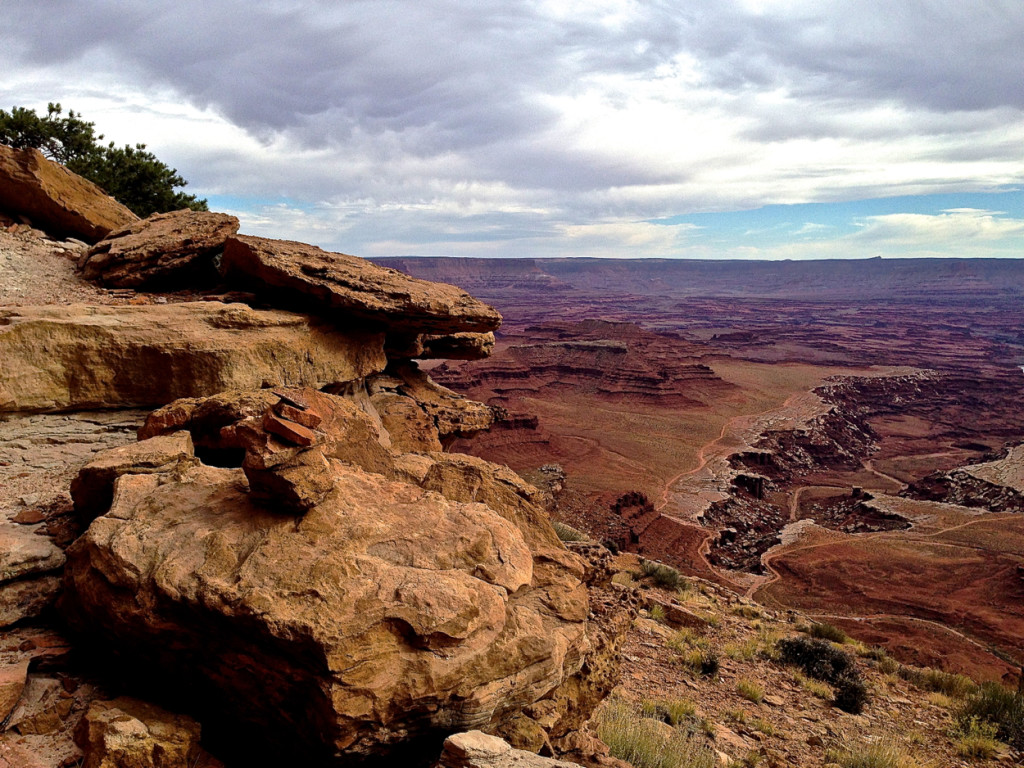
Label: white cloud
xmin=1 ymin=1 xmax=1023 ymax=257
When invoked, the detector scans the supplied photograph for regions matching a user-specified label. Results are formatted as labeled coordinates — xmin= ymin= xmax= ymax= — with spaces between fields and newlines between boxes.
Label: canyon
xmin=380 ymin=256 xmax=1024 ymax=686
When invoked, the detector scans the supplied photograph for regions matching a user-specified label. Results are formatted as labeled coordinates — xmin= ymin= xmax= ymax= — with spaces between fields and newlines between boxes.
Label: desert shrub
xmin=824 ymin=739 xmax=915 ymax=768
xmin=611 ymin=571 xmax=637 ymax=588
xmin=897 ymin=665 xmax=976 ymax=699
xmin=736 ymin=679 xmax=763 ymax=704
xmin=833 ymin=672 xmax=870 ymax=715
xmin=597 ymin=699 xmax=715 ymax=768
xmin=725 ymin=707 xmax=747 ymax=724
xmin=649 ymin=604 xmax=667 ymax=624
xmin=951 ymin=716 xmax=1001 ymax=760
xmin=877 ymin=656 xmax=900 ymax=676
xmin=723 ymin=638 xmax=760 ymax=662
xmin=777 ymin=636 xmax=867 ymax=713
xmin=807 ymin=621 xmax=848 ymax=643
xmin=956 ymin=681 xmax=1024 ymax=750
xmin=698 ymin=650 xmax=720 ymax=678
xmin=552 ymin=521 xmax=589 ymax=542
xmin=601 ymin=538 xmax=621 ymax=555
xmin=667 ymin=628 xmax=707 ymax=653
xmin=640 ymin=558 xmax=684 ymax=590
xmin=777 ymin=636 xmax=855 ymax=681
xmin=641 ymin=698 xmax=697 ymax=727
xmin=732 ymin=604 xmax=762 ymax=620
xmin=794 ymin=671 xmax=833 ymax=699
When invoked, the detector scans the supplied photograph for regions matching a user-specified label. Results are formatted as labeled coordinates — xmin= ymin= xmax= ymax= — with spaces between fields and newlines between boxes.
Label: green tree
xmin=0 ymin=102 xmax=207 ymax=217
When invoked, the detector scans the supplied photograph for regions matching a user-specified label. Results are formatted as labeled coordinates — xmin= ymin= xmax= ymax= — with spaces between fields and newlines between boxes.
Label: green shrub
xmin=597 ymin=699 xmax=715 ymax=768
xmin=897 ymin=665 xmax=976 ymax=699
xmin=807 ymin=621 xmax=848 ymax=643
xmin=951 ymin=716 xmax=1001 ymax=760
xmin=640 ymin=558 xmax=684 ymax=590
xmin=736 ymin=679 xmax=763 ymax=704
xmin=552 ymin=521 xmax=589 ymax=542
xmin=956 ymin=681 xmax=1024 ymax=750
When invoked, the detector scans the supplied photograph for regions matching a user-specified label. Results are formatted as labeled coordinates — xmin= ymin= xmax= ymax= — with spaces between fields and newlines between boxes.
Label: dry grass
xmin=597 ymin=699 xmax=715 ymax=768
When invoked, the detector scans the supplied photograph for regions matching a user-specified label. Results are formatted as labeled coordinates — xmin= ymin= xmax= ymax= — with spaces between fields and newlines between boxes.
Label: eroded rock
xmin=0 ymin=146 xmax=138 ymax=242
xmin=75 ymin=697 xmax=203 ymax=768
xmin=221 ymin=235 xmax=502 ymax=334
xmin=79 ymin=209 xmax=239 ymax=288
xmin=70 ymin=432 xmax=197 ymax=522
xmin=438 ymin=731 xmax=579 ymax=768
xmin=61 ymin=459 xmax=588 ymax=763
xmin=0 ymin=303 xmax=386 ymax=413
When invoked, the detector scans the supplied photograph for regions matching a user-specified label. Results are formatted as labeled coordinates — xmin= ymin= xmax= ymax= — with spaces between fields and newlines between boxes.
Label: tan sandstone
xmin=79 ymin=209 xmax=239 ymax=288
xmin=0 ymin=303 xmax=386 ymax=413
xmin=0 ymin=146 xmax=138 ymax=242
xmin=221 ymin=235 xmax=502 ymax=333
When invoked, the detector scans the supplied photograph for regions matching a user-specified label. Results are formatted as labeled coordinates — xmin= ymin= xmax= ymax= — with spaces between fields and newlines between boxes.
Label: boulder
xmin=0 ymin=145 xmax=137 ymax=242
xmin=438 ymin=731 xmax=579 ymax=768
xmin=59 ymin=387 xmax=599 ymax=764
xmin=220 ymin=235 xmax=502 ymax=334
xmin=74 ymin=697 xmax=203 ymax=768
xmin=0 ymin=303 xmax=386 ymax=413
xmin=79 ymin=209 xmax=239 ymax=288
xmin=61 ymin=459 xmax=589 ymax=764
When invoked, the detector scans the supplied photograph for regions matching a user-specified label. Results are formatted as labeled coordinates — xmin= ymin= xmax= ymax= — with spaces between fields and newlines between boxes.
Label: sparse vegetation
xmin=749 ymin=717 xmax=775 ymax=736
xmin=736 ymin=679 xmax=763 ymax=704
xmin=807 ymin=621 xmax=848 ymax=643
xmin=897 ymin=664 xmax=976 ymax=699
xmin=597 ymin=699 xmax=715 ymax=768
xmin=951 ymin=716 xmax=1001 ymax=760
xmin=824 ymin=739 xmax=917 ymax=768
xmin=552 ymin=521 xmax=589 ymax=542
xmin=649 ymin=604 xmax=667 ymax=624
xmin=611 ymin=571 xmax=637 ymax=588
xmin=732 ymin=604 xmax=762 ymax=620
xmin=641 ymin=698 xmax=697 ymax=727
xmin=640 ymin=558 xmax=684 ymax=590
xmin=956 ymin=681 xmax=1024 ymax=750
xmin=777 ymin=636 xmax=868 ymax=713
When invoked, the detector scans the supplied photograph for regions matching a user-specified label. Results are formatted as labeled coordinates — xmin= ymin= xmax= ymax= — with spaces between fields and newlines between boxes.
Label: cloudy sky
xmin=3 ymin=1 xmax=1023 ymax=259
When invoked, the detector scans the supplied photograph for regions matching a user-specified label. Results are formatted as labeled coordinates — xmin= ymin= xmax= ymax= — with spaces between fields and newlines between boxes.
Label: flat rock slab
xmin=0 ymin=528 xmax=64 ymax=584
xmin=221 ymin=235 xmax=502 ymax=334
xmin=0 ymin=146 xmax=137 ymax=242
xmin=0 ymin=303 xmax=386 ymax=413
xmin=80 ymin=209 xmax=240 ymax=288
xmin=439 ymin=731 xmax=579 ymax=768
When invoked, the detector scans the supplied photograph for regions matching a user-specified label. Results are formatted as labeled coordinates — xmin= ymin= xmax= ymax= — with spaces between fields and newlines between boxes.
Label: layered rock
xmin=220 ymin=235 xmax=502 ymax=334
xmin=79 ymin=209 xmax=239 ymax=288
xmin=0 ymin=303 xmax=386 ymax=413
xmin=0 ymin=145 xmax=138 ymax=242
xmin=60 ymin=386 xmax=605 ymax=764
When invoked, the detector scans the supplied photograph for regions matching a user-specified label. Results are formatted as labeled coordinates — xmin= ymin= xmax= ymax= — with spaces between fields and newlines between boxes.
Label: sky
xmin=2 ymin=1 xmax=1023 ymax=260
